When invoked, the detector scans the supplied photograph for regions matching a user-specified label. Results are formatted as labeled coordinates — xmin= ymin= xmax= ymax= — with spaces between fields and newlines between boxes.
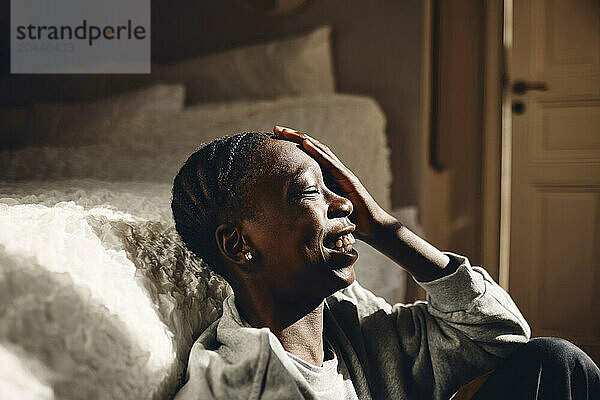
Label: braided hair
xmin=171 ymin=131 xmax=273 ymax=279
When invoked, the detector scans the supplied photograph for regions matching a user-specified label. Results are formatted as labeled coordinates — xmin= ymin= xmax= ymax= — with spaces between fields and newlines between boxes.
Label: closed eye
xmin=303 ymin=188 xmax=320 ymax=194
xmin=297 ymin=186 xmax=321 ymax=199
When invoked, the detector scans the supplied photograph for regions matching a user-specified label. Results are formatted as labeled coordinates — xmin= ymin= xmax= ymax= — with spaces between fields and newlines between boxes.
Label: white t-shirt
xmin=285 ymin=339 xmax=359 ymax=400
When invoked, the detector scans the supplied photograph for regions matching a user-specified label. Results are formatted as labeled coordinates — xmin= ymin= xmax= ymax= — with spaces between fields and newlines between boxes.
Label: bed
xmin=0 ymin=21 xmax=422 ymax=400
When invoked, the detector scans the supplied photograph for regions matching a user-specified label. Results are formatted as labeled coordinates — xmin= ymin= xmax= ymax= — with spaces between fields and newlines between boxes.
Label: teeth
xmin=329 ymin=233 xmax=356 ymax=251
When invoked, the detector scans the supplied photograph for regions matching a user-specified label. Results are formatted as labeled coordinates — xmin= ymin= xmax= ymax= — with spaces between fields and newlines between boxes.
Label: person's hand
xmin=273 ymin=125 xmax=396 ymax=240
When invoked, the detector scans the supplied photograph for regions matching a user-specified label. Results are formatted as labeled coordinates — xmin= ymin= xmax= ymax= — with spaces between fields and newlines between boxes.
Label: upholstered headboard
xmin=0 ymin=0 xmax=426 ymax=207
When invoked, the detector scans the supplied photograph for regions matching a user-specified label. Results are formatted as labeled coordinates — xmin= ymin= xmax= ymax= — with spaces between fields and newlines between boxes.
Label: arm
xmin=339 ymin=253 xmax=530 ymax=399
xmin=361 ymin=219 xmax=458 ymax=282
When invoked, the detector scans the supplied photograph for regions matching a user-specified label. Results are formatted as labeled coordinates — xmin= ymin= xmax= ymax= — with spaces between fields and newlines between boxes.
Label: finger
xmin=274 ymin=126 xmax=342 ymax=163
xmin=305 ymin=137 xmax=342 ymax=164
xmin=302 ymin=139 xmax=348 ymax=181
xmin=274 ymin=126 xmax=324 ymax=148
xmin=274 ymin=126 xmax=350 ymax=179
xmin=273 ymin=125 xmax=299 ymax=134
xmin=273 ymin=125 xmax=309 ymax=144
xmin=273 ymin=125 xmax=299 ymax=138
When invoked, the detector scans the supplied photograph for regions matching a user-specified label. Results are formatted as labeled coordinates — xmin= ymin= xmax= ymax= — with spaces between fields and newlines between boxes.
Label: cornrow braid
xmin=171 ymin=132 xmax=273 ymax=278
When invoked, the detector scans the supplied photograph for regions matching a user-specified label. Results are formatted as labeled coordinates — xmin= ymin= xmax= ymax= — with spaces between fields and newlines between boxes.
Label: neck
xmin=234 ymin=286 xmax=326 ymax=367
xmin=274 ymin=303 xmax=326 ymax=366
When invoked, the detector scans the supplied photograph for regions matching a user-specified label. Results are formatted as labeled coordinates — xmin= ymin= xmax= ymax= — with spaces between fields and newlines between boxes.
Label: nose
xmin=326 ymin=190 xmax=353 ymax=219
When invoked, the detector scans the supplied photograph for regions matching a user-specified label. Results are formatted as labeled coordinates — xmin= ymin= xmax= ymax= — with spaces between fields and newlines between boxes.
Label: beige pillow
xmin=155 ymin=25 xmax=336 ymax=104
xmin=14 ymin=84 xmax=185 ymax=147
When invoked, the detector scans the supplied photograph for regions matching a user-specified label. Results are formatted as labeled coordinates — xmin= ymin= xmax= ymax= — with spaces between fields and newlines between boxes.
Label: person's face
xmin=241 ymin=139 xmax=358 ymax=301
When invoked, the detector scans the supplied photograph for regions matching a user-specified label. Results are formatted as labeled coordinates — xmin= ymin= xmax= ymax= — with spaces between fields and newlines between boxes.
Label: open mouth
xmin=323 ymin=232 xmax=356 ymax=254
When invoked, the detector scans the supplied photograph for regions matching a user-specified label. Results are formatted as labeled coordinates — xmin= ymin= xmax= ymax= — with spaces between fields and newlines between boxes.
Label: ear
xmin=215 ymin=223 xmax=255 ymax=267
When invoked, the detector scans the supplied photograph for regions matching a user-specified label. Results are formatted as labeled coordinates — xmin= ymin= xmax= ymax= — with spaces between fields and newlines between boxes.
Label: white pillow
xmin=154 ymin=25 xmax=336 ymax=104
xmin=0 ymin=84 xmax=185 ymax=148
xmin=0 ymin=202 xmax=231 ymax=400
xmin=0 ymin=94 xmax=390 ymax=211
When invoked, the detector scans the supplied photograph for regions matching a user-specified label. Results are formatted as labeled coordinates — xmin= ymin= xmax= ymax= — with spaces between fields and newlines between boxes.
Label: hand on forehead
xmin=258 ymin=136 xmax=322 ymax=177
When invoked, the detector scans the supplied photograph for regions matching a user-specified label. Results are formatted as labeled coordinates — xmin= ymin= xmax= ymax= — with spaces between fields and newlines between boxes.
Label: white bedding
xmin=1 ymin=180 xmax=174 ymax=223
xmin=0 ymin=94 xmax=406 ymax=400
xmin=0 ymin=202 xmax=230 ymax=400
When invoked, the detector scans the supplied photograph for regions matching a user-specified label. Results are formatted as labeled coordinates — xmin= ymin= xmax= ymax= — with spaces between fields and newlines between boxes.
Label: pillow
xmin=0 ymin=202 xmax=231 ymax=399
xmin=0 ymin=94 xmax=390 ymax=208
xmin=0 ymin=84 xmax=185 ymax=148
xmin=154 ymin=25 xmax=336 ymax=104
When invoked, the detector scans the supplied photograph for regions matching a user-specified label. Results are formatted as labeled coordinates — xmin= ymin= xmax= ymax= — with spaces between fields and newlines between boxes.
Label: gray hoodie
xmin=175 ymin=252 xmax=531 ymax=400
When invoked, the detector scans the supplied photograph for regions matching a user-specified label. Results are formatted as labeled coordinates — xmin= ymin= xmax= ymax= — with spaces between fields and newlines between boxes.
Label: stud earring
xmin=244 ymin=252 xmax=253 ymax=261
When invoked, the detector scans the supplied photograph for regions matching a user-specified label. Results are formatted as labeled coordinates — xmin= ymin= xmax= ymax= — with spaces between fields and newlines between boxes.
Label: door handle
xmin=512 ymin=80 xmax=549 ymax=95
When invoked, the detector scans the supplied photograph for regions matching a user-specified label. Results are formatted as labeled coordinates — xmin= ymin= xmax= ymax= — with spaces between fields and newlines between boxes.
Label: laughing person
xmin=171 ymin=126 xmax=599 ymax=399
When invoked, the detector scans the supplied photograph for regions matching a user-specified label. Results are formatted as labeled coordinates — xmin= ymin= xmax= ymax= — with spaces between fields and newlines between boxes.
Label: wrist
xmin=361 ymin=213 xmax=402 ymax=247
xmin=360 ymin=215 xmax=452 ymax=282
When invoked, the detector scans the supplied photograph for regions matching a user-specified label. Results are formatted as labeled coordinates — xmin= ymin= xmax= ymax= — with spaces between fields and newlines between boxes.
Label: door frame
xmin=482 ymin=0 xmax=507 ymax=287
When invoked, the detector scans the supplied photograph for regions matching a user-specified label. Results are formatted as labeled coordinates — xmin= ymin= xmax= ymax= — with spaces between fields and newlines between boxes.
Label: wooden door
xmin=508 ymin=0 xmax=600 ymax=363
